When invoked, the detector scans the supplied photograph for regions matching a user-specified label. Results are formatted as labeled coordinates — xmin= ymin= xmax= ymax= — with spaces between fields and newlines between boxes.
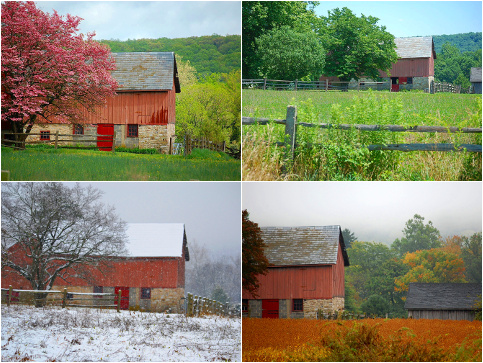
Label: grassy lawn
xmin=242 ymin=90 xmax=482 ymax=181
xmin=1 ymin=146 xmax=241 ymax=181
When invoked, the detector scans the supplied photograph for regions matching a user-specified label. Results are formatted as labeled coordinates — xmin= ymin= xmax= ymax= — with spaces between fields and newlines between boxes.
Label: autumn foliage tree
xmin=394 ymin=248 xmax=466 ymax=293
xmin=242 ymin=210 xmax=269 ymax=297
xmin=1 ymin=1 xmax=118 ymax=147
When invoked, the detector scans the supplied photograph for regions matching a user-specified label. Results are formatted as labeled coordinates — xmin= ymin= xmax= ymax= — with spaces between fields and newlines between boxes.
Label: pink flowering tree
xmin=1 ymin=1 xmax=118 ymax=148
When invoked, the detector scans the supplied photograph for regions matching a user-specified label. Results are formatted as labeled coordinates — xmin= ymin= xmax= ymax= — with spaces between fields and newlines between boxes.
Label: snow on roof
xmin=125 ymin=223 xmax=185 ymax=257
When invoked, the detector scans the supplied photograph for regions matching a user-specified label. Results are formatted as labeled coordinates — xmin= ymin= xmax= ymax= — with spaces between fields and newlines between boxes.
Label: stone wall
xmin=138 ymin=124 xmax=175 ymax=153
xmin=247 ymin=300 xmax=262 ymax=318
xmin=304 ymin=297 xmax=345 ymax=319
xmin=27 ymin=124 xmax=73 ymax=146
xmin=151 ymin=287 xmax=185 ymax=313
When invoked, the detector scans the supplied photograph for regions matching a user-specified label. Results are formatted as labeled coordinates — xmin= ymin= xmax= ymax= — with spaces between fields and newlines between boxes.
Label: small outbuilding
xmin=405 ymin=283 xmax=482 ymax=321
xmin=242 ymin=225 xmax=349 ymax=319
xmin=470 ymin=67 xmax=482 ymax=94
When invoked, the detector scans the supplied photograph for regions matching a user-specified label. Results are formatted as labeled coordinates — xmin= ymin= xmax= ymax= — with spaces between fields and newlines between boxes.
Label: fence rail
xmin=1 ymin=286 xmax=122 ymax=312
xmin=185 ymin=292 xmax=230 ymax=317
xmin=184 ymin=135 xmax=226 ymax=155
xmin=242 ymin=105 xmax=482 ymax=160
xmin=2 ymin=131 xmax=115 ymax=151
xmin=243 ymin=78 xmax=473 ymax=93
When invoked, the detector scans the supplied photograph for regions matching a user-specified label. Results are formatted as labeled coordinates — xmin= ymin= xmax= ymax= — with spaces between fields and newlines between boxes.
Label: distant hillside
xmin=432 ymin=32 xmax=482 ymax=53
xmin=100 ymin=34 xmax=241 ymax=77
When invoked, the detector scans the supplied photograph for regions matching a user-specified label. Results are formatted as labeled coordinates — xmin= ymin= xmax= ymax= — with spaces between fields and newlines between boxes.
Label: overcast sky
xmin=35 ymin=1 xmax=241 ymax=40
xmin=65 ymin=182 xmax=242 ymax=258
xmin=314 ymin=1 xmax=482 ymax=38
xmin=242 ymin=182 xmax=482 ymax=246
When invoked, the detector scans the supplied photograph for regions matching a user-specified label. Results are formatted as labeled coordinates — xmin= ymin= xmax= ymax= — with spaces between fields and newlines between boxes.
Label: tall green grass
xmin=1 ymin=147 xmax=240 ymax=181
xmin=242 ymin=90 xmax=482 ymax=181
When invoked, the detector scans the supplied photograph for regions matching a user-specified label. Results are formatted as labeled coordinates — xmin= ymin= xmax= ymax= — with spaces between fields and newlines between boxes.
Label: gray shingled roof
xmin=470 ymin=67 xmax=482 ymax=83
xmin=260 ymin=225 xmax=349 ymax=267
xmin=395 ymin=36 xmax=436 ymax=59
xmin=405 ymin=283 xmax=482 ymax=310
xmin=111 ymin=52 xmax=180 ymax=92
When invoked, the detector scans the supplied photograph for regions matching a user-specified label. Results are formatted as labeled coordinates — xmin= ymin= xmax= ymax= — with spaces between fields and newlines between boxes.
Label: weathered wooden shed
xmin=242 ymin=225 xmax=349 ymax=319
xmin=405 ymin=283 xmax=482 ymax=321
xmin=470 ymin=67 xmax=482 ymax=94
xmin=1 ymin=223 xmax=189 ymax=312
xmin=27 ymin=52 xmax=181 ymax=153
xmin=379 ymin=36 xmax=437 ymax=92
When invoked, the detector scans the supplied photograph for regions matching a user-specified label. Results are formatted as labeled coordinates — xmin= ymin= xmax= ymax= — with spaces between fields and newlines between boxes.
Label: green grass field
xmin=1 ymin=146 xmax=241 ymax=181
xmin=242 ymin=89 xmax=482 ymax=181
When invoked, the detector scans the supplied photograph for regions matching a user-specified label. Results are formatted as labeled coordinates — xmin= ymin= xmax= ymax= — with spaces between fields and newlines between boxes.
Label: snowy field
xmin=1 ymin=305 xmax=241 ymax=362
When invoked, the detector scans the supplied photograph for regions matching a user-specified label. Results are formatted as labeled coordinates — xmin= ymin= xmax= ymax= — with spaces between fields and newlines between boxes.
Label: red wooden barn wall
xmin=35 ymin=80 xmax=177 ymax=126
xmin=380 ymin=57 xmax=434 ymax=78
xmin=1 ymin=243 xmax=186 ymax=290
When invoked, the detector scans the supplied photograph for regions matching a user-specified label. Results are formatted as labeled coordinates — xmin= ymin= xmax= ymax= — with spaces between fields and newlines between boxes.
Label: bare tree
xmin=1 ymin=183 xmax=127 ymax=305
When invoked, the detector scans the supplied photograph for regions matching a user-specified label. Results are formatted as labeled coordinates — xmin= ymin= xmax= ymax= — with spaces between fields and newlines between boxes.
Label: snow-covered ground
xmin=1 ymin=305 xmax=241 ymax=362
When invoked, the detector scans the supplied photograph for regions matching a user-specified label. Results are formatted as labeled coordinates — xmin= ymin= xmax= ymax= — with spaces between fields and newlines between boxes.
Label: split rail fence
xmin=242 ymin=105 xmax=482 ymax=161
xmin=2 ymin=131 xmax=115 ymax=151
xmin=1 ymin=286 xmax=122 ymax=312
xmin=185 ymin=292 xmax=230 ymax=317
xmin=184 ymin=135 xmax=226 ymax=155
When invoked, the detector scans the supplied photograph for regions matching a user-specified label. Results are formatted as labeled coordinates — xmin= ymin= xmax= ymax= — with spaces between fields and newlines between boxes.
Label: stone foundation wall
xmin=151 ymin=287 xmax=184 ymax=313
xmin=27 ymin=124 xmax=74 ymax=146
xmin=247 ymin=300 xmax=262 ymax=318
xmin=138 ymin=124 xmax=175 ymax=153
xmin=304 ymin=297 xmax=345 ymax=319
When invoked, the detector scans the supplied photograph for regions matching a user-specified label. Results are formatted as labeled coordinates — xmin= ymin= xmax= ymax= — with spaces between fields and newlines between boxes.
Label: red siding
xmin=380 ymin=57 xmax=434 ymax=78
xmin=242 ymin=265 xmax=334 ymax=300
xmin=332 ymin=242 xmax=346 ymax=297
xmin=34 ymin=88 xmax=176 ymax=126
xmin=1 ymin=243 xmax=185 ymax=289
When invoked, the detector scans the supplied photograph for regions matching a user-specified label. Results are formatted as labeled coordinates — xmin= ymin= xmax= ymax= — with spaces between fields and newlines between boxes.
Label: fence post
xmin=55 ymin=131 xmax=59 ymax=149
xmin=325 ymin=79 xmax=328 ymax=91
xmin=284 ymin=105 xmax=297 ymax=163
xmin=187 ymin=293 xmax=193 ymax=317
xmin=62 ymin=288 xmax=67 ymax=308
xmin=117 ymin=290 xmax=121 ymax=313
xmin=294 ymin=79 xmax=298 ymax=91
xmin=111 ymin=132 xmax=116 ymax=152
xmin=8 ymin=285 xmax=12 ymax=307
xmin=263 ymin=78 xmax=267 ymax=90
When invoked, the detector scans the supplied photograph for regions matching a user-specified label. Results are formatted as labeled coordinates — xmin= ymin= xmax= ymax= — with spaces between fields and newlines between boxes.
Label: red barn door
xmin=262 ymin=299 xmax=279 ymax=318
xmin=115 ymin=286 xmax=130 ymax=310
xmin=97 ymin=124 xmax=114 ymax=151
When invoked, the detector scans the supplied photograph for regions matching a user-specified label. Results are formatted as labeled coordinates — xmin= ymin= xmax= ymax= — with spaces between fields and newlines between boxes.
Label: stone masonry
xmin=304 ymin=297 xmax=345 ymax=319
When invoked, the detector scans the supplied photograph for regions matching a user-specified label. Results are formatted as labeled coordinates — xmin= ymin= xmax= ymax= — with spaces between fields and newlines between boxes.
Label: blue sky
xmin=314 ymin=1 xmax=482 ymax=37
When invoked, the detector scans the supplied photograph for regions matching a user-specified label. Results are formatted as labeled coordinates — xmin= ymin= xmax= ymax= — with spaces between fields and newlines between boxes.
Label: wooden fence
xmin=242 ymin=105 xmax=482 ymax=161
xmin=1 ymin=286 xmax=122 ymax=312
xmin=185 ymin=292 xmax=230 ymax=317
xmin=184 ymin=135 xmax=226 ymax=155
xmin=243 ymin=78 xmax=472 ymax=94
xmin=2 ymin=131 xmax=115 ymax=151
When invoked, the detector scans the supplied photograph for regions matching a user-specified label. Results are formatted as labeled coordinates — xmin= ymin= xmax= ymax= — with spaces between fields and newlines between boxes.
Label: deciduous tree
xmin=391 ymin=214 xmax=441 ymax=257
xmin=1 ymin=1 xmax=117 ymax=147
xmin=255 ymin=26 xmax=325 ymax=81
xmin=242 ymin=210 xmax=269 ymax=297
xmin=318 ymin=7 xmax=398 ymax=81
xmin=1 ymin=183 xmax=127 ymax=305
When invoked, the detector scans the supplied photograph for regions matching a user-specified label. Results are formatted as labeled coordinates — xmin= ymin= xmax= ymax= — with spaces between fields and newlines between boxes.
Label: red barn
xmin=1 ymin=223 xmax=189 ymax=312
xmin=242 ymin=225 xmax=349 ymax=319
xmin=26 ymin=52 xmax=181 ymax=153
xmin=379 ymin=36 xmax=437 ymax=92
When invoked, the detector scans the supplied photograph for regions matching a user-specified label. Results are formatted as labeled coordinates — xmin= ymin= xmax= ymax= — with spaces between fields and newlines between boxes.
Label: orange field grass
xmin=242 ymin=318 xmax=482 ymax=362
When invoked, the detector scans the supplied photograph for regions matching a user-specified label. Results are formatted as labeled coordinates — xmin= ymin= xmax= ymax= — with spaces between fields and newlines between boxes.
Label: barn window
xmin=292 ymin=299 xmax=303 ymax=312
xmin=407 ymin=77 xmax=413 ymax=85
xmin=94 ymin=286 xmax=103 ymax=298
xmin=40 ymin=130 xmax=50 ymax=140
xmin=141 ymin=287 xmax=151 ymax=299
xmin=242 ymin=299 xmax=248 ymax=313
xmin=73 ymin=125 xmax=84 ymax=135
xmin=128 ymin=124 xmax=138 ymax=137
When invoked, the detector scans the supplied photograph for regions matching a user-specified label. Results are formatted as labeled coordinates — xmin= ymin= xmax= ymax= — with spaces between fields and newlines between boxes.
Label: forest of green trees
xmin=342 ymin=215 xmax=482 ymax=318
xmin=101 ymin=34 xmax=241 ymax=78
